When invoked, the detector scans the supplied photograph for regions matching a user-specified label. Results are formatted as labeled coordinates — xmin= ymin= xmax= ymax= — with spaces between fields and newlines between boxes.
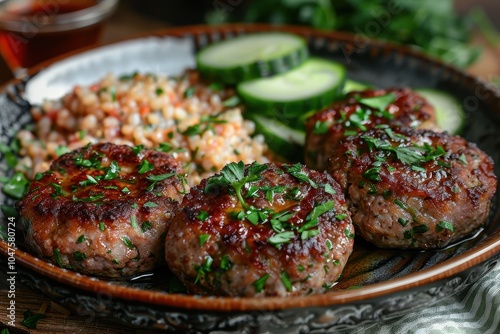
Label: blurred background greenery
xmin=132 ymin=0 xmax=499 ymax=69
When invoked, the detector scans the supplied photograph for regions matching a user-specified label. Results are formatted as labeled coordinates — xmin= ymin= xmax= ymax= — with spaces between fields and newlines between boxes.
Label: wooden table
xmin=1 ymin=1 xmax=500 ymax=333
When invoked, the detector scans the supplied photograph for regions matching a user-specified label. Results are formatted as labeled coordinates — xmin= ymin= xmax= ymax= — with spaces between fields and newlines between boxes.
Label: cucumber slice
xmin=238 ymin=58 xmax=346 ymax=118
xmin=197 ymin=32 xmax=308 ymax=84
xmin=248 ymin=113 xmax=305 ymax=162
xmin=343 ymin=79 xmax=371 ymax=93
xmin=416 ymin=89 xmax=466 ymax=134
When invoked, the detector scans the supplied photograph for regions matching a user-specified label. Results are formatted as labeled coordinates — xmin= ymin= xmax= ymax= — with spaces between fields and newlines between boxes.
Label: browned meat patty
xmin=16 ymin=143 xmax=187 ymax=277
xmin=328 ymin=127 xmax=497 ymax=249
xmin=305 ymin=88 xmax=438 ymax=171
xmin=165 ymin=161 xmax=354 ymax=297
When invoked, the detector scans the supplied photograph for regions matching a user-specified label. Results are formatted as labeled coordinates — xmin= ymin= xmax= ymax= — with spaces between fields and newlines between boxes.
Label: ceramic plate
xmin=1 ymin=24 xmax=500 ymax=333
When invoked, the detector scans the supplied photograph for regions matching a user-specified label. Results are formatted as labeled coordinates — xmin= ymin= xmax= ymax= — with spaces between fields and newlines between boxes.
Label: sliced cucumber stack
xmin=238 ymin=58 xmax=346 ymax=119
xmin=248 ymin=113 xmax=305 ymax=162
xmin=197 ymin=32 xmax=308 ymax=85
xmin=416 ymin=88 xmax=466 ymax=134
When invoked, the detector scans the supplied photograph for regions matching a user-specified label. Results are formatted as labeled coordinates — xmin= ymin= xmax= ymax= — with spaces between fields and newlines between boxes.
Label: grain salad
xmin=15 ymin=70 xmax=268 ymax=185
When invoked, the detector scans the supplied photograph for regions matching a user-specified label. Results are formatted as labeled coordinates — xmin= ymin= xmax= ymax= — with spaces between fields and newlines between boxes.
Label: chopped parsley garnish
xmin=132 ymin=144 xmax=144 ymax=155
xmin=141 ymin=221 xmax=153 ymax=232
xmin=301 ymin=229 xmax=319 ymax=240
xmin=121 ymin=187 xmax=130 ymax=194
xmin=403 ymin=229 xmax=414 ymax=239
xmin=344 ymin=229 xmax=355 ymax=239
xmin=130 ymin=216 xmax=139 ymax=230
xmin=394 ymin=199 xmax=407 ymax=210
xmin=335 ymin=213 xmax=347 ymax=220
xmin=72 ymin=193 xmax=105 ymax=202
xmin=79 ymin=175 xmax=99 ymax=187
xmin=0 ymin=141 xmax=18 ymax=168
xmin=2 ymin=172 xmax=29 ymax=199
xmin=324 ymin=184 xmax=336 ymax=195
xmin=268 ymin=231 xmax=295 ymax=246
xmin=245 ymin=185 xmax=260 ymax=198
xmin=458 ymin=153 xmax=468 ymax=165
xmin=194 ymin=256 xmax=213 ymax=284
xmin=398 ymin=218 xmax=409 ymax=226
xmin=269 ymin=210 xmax=295 ymax=232
xmin=208 ymin=82 xmax=223 ymax=91
xmin=436 ymin=220 xmax=454 ymax=232
xmin=76 ymin=235 xmax=86 ymax=244
xmin=146 ymin=172 xmax=176 ymax=191
xmin=222 ymin=95 xmax=240 ymax=107
xmin=313 ymin=120 xmax=329 ymax=134
xmin=413 ymin=224 xmax=429 ymax=234
xmin=362 ymin=136 xmax=448 ymax=174
xmin=99 ymin=222 xmax=106 ymax=231
xmin=205 ymin=161 xmax=267 ymax=210
xmin=411 ymin=165 xmax=427 ymax=172
xmin=199 ymin=234 xmax=210 ymax=247
xmin=184 ymin=86 xmax=196 ymax=98
xmin=356 ymin=92 xmax=396 ymax=111
xmin=73 ymin=251 xmax=87 ymax=261
xmin=144 ymin=201 xmax=158 ymax=208
xmin=53 ymin=248 xmax=63 ymax=267
xmin=137 ymin=159 xmax=154 ymax=174
xmin=181 ymin=114 xmax=227 ymax=136
xmin=34 ymin=172 xmax=45 ymax=181
xmin=121 ymin=236 xmax=134 ymax=249
xmin=280 ymin=271 xmax=293 ymax=292
xmin=220 ymin=254 xmax=232 ymax=271
xmin=345 ymin=108 xmax=370 ymax=131
xmin=285 ymin=163 xmax=317 ymax=188
xmin=56 ymin=145 xmax=70 ymax=157
xmin=285 ymin=187 xmax=303 ymax=201
xmin=103 ymin=161 xmax=120 ymax=180
xmin=196 ymin=210 xmax=209 ymax=221
xmin=21 ymin=309 xmax=46 ymax=329
xmin=252 ymin=273 xmax=270 ymax=293
xmin=362 ymin=166 xmax=382 ymax=182
xmin=50 ymin=183 xmax=66 ymax=197
xmin=155 ymin=87 xmax=164 ymax=96
xmin=298 ymin=200 xmax=335 ymax=233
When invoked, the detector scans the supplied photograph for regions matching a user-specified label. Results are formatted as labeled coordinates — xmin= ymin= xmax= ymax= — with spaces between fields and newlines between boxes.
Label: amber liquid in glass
xmin=0 ymin=0 xmax=102 ymax=69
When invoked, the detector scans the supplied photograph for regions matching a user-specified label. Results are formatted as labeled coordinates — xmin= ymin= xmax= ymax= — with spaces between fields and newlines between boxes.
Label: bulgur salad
xmin=14 ymin=70 xmax=268 ymax=185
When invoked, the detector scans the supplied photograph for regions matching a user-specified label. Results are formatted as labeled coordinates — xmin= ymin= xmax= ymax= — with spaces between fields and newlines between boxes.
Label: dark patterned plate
xmin=1 ymin=24 xmax=500 ymax=333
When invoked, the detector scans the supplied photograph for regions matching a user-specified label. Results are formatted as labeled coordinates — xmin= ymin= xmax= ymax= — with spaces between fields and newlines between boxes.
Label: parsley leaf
xmin=252 ymin=273 xmax=270 ymax=293
xmin=268 ymin=231 xmax=295 ymax=246
xmin=285 ymin=163 xmax=317 ymax=188
xmin=356 ymin=93 xmax=396 ymax=111
xmin=298 ymin=200 xmax=335 ymax=233
xmin=103 ymin=161 xmax=120 ymax=180
xmin=205 ymin=161 xmax=267 ymax=210
xmin=21 ymin=310 xmax=46 ymax=329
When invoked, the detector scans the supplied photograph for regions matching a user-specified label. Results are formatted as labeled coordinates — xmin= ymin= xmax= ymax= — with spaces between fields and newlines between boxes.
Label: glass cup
xmin=0 ymin=0 xmax=118 ymax=77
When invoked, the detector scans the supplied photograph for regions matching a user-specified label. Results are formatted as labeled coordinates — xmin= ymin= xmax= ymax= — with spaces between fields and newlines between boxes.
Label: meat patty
xmin=305 ymin=88 xmax=438 ymax=171
xmin=328 ymin=126 xmax=497 ymax=249
xmin=165 ymin=161 xmax=354 ymax=297
xmin=16 ymin=143 xmax=187 ymax=277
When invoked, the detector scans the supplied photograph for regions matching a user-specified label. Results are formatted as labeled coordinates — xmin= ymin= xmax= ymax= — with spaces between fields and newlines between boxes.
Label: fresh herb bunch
xmin=206 ymin=0 xmax=482 ymax=68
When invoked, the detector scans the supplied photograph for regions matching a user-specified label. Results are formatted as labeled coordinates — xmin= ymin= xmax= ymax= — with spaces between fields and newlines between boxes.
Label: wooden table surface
xmin=1 ymin=1 xmax=499 ymax=333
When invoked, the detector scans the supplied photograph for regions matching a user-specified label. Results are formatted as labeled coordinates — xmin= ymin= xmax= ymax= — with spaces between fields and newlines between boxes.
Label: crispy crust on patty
xmin=16 ymin=143 xmax=187 ymax=277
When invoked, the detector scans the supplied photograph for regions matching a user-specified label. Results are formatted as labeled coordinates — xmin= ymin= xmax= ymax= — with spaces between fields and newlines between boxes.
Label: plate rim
xmin=1 ymin=23 xmax=499 ymax=313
